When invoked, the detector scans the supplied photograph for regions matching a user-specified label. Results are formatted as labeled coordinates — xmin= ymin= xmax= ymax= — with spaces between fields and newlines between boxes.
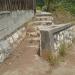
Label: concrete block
xmin=39 ymin=23 xmax=74 ymax=56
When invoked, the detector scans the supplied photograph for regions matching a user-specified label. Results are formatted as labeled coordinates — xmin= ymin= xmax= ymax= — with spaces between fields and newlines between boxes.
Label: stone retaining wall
xmin=0 ymin=10 xmax=34 ymax=63
xmin=0 ymin=26 xmax=26 ymax=63
xmin=39 ymin=23 xmax=75 ymax=56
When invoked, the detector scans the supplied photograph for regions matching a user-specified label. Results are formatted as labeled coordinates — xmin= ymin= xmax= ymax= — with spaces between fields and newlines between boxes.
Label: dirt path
xmin=0 ymin=33 xmax=50 ymax=75
xmin=51 ymin=44 xmax=75 ymax=75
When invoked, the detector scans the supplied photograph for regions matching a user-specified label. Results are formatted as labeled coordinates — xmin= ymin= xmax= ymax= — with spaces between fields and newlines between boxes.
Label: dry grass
xmin=59 ymin=43 xmax=66 ymax=57
xmin=42 ymin=50 xmax=58 ymax=66
xmin=53 ymin=9 xmax=75 ymax=24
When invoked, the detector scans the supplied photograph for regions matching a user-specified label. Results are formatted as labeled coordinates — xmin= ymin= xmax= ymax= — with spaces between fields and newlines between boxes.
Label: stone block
xmin=39 ymin=23 xmax=74 ymax=56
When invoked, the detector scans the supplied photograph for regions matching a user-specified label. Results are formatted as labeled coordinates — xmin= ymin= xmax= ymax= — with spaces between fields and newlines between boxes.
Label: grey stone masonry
xmin=39 ymin=23 xmax=75 ymax=55
xmin=0 ymin=10 xmax=34 ymax=40
xmin=0 ymin=10 xmax=34 ymax=63
xmin=32 ymin=12 xmax=54 ymax=26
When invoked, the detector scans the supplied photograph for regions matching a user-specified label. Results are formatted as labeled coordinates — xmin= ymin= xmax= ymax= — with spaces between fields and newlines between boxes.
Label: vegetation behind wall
xmin=36 ymin=0 xmax=75 ymax=15
xmin=36 ymin=0 xmax=75 ymax=23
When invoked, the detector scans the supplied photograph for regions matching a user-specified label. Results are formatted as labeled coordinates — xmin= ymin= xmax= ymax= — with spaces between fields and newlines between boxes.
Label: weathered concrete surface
xmin=0 ymin=10 xmax=34 ymax=40
xmin=32 ymin=11 xmax=54 ymax=26
xmin=39 ymin=24 xmax=75 ymax=55
xmin=40 ymin=30 xmax=50 ymax=50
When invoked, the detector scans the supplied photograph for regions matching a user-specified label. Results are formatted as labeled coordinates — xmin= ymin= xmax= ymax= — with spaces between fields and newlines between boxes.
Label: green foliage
xmin=36 ymin=6 xmax=42 ymax=10
xmin=36 ymin=0 xmax=75 ymax=15
xmin=36 ymin=0 xmax=44 ymax=9
xmin=61 ymin=0 xmax=75 ymax=15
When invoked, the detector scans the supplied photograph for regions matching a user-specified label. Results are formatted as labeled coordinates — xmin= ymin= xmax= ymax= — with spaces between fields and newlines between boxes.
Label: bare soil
xmin=51 ymin=44 xmax=75 ymax=75
xmin=0 ymin=29 xmax=50 ymax=75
